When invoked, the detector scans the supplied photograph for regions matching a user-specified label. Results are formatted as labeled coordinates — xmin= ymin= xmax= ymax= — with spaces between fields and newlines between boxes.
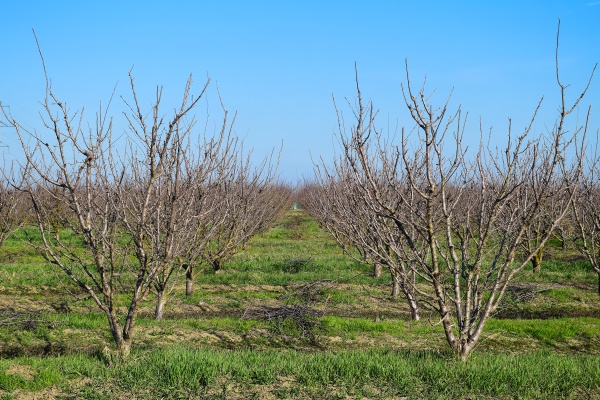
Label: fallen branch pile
xmin=0 ymin=311 xmax=58 ymax=331
xmin=242 ymin=305 xmax=323 ymax=339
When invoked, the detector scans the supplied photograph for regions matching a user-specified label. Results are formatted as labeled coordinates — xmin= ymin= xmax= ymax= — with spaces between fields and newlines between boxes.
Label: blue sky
xmin=1 ymin=1 xmax=599 ymax=181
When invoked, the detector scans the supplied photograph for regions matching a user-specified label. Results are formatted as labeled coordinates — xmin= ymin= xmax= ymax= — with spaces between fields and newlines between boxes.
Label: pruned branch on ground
xmin=242 ymin=305 xmax=324 ymax=340
xmin=0 ymin=310 xmax=62 ymax=331
xmin=280 ymin=279 xmax=334 ymax=304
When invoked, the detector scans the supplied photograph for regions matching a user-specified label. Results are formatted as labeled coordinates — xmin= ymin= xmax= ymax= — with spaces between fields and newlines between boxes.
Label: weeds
xmin=1 ymin=211 xmax=600 ymax=398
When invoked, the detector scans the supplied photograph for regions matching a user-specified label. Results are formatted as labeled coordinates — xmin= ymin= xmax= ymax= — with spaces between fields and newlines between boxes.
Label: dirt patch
xmin=6 ymin=387 xmax=67 ymax=400
xmin=6 ymin=364 xmax=38 ymax=380
xmin=0 ymin=295 xmax=54 ymax=313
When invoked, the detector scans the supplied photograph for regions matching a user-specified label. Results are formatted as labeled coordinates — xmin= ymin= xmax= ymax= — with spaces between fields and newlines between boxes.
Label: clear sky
xmin=1 ymin=1 xmax=599 ymax=182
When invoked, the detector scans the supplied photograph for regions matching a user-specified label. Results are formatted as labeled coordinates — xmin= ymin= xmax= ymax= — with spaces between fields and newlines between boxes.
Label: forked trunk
xmin=442 ymin=306 xmax=488 ymax=362
xmin=459 ymin=344 xmax=474 ymax=363
xmin=105 ymin=309 xmax=132 ymax=359
xmin=444 ymin=328 xmax=476 ymax=362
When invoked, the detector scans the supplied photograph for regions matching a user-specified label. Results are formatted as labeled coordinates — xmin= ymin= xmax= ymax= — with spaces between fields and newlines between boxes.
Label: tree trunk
xmin=373 ymin=264 xmax=382 ymax=278
xmin=117 ymin=339 xmax=132 ymax=359
xmin=105 ymin=309 xmax=132 ymax=359
xmin=407 ymin=295 xmax=420 ymax=321
xmin=185 ymin=266 xmax=194 ymax=296
xmin=531 ymin=249 xmax=543 ymax=273
xmin=391 ymin=272 xmax=400 ymax=298
xmin=597 ymin=270 xmax=600 ymax=296
xmin=444 ymin=328 xmax=477 ymax=362
xmin=118 ymin=304 xmax=139 ymax=359
xmin=106 ymin=310 xmax=123 ymax=349
xmin=212 ymin=259 xmax=221 ymax=273
xmin=456 ymin=331 xmax=484 ymax=362
xmin=459 ymin=344 xmax=474 ymax=363
xmin=401 ymin=271 xmax=420 ymax=321
xmin=154 ymin=289 xmax=167 ymax=320
xmin=389 ymin=268 xmax=421 ymax=320
xmin=531 ymin=247 xmax=544 ymax=274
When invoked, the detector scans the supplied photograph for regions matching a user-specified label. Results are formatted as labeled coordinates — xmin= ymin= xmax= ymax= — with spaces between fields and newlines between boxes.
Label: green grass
xmin=2 ymin=209 xmax=600 ymax=398
xmin=486 ymin=317 xmax=600 ymax=347
xmin=322 ymin=316 xmax=412 ymax=336
xmin=0 ymin=354 xmax=104 ymax=392
xmin=1 ymin=348 xmax=599 ymax=399
xmin=64 ymin=312 xmax=109 ymax=330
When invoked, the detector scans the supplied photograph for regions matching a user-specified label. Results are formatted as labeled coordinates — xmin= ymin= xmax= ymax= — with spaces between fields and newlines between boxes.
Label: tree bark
xmin=459 ymin=344 xmax=473 ymax=363
xmin=185 ymin=266 xmax=194 ymax=297
xmin=116 ymin=339 xmax=132 ymax=359
xmin=531 ymin=248 xmax=544 ymax=273
xmin=212 ymin=259 xmax=221 ymax=273
xmin=407 ymin=294 xmax=420 ymax=321
xmin=105 ymin=309 xmax=132 ymax=359
xmin=391 ymin=272 xmax=400 ymax=298
xmin=106 ymin=310 xmax=123 ymax=351
xmin=154 ymin=289 xmax=167 ymax=320
xmin=374 ymin=264 xmax=382 ymax=278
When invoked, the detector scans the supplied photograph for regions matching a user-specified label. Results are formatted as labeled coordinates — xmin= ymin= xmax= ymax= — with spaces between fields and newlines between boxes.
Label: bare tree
xmin=571 ymin=147 xmax=600 ymax=295
xmin=316 ymin=24 xmax=593 ymax=361
xmin=146 ymin=111 xmax=240 ymax=320
xmin=151 ymin=137 xmax=289 ymax=316
xmin=520 ymin=184 xmax=566 ymax=273
xmin=0 ymin=167 xmax=28 ymax=247
xmin=0 ymin=36 xmax=236 ymax=355
xmin=185 ymin=168 xmax=292 ymax=296
xmin=306 ymin=142 xmax=421 ymax=320
xmin=205 ymin=182 xmax=290 ymax=269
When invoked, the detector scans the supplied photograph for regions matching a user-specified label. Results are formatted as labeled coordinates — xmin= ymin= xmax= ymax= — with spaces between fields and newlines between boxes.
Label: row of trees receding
xmin=302 ymin=26 xmax=597 ymax=361
xmin=0 ymin=44 xmax=291 ymax=356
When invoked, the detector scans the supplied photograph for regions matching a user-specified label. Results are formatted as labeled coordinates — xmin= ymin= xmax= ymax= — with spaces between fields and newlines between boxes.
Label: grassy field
xmin=1 ymin=210 xmax=600 ymax=399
